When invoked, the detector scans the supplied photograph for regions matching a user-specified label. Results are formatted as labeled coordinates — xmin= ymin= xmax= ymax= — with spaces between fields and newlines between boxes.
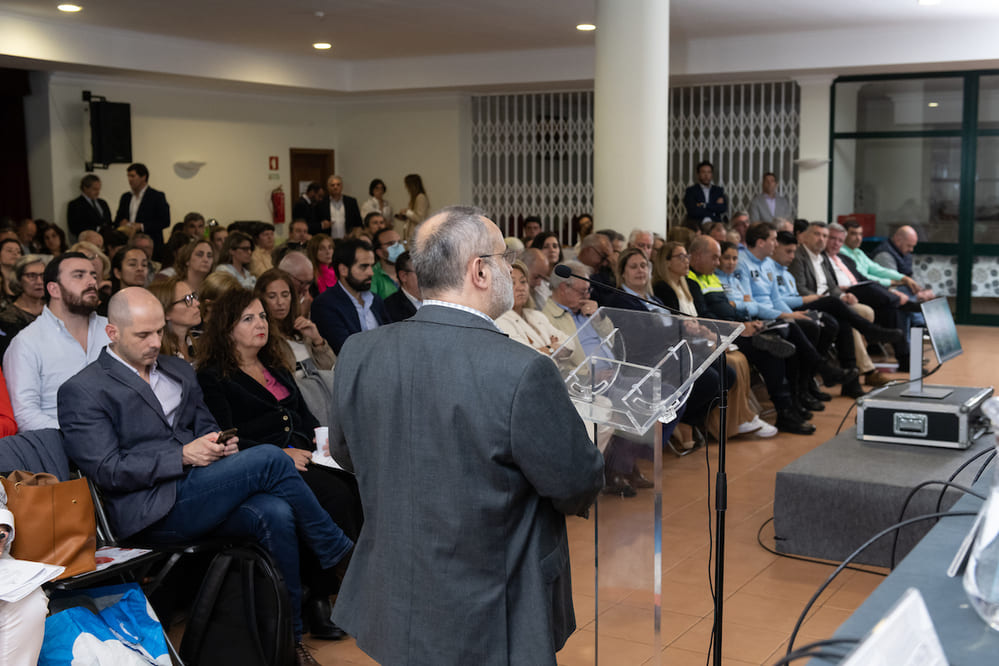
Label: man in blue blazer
xmin=113 ymin=163 xmax=171 ymax=260
xmin=311 ymin=238 xmax=390 ymax=354
xmin=67 ymin=174 xmax=113 ymax=237
xmin=683 ymin=160 xmax=728 ymax=230
xmin=58 ymin=288 xmax=353 ymax=653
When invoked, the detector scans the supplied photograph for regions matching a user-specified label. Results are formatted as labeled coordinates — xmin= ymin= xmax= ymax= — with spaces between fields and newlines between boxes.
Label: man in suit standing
xmin=314 ymin=174 xmax=362 ymax=239
xmin=683 ymin=160 xmax=728 ymax=230
xmin=113 ymin=163 xmax=171 ymax=260
xmin=292 ymin=182 xmax=322 ymax=231
xmin=329 ymin=206 xmax=603 ymax=665
xmin=58 ymin=287 xmax=353 ymax=664
xmin=67 ymin=174 xmax=112 ymax=237
xmin=748 ymin=172 xmax=794 ymax=223
xmin=311 ymin=238 xmax=389 ymax=354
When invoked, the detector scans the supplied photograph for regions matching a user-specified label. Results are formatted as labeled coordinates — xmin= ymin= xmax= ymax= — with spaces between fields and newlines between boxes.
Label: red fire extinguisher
xmin=271 ymin=186 xmax=286 ymax=225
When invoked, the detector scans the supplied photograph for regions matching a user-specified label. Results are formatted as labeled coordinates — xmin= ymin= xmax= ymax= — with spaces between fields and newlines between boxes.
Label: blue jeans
xmin=138 ymin=445 xmax=353 ymax=639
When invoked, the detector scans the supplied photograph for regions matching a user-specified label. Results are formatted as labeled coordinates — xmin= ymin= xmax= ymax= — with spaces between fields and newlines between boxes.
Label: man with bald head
xmin=278 ymin=250 xmax=317 ymax=317
xmin=577 ymin=232 xmax=615 ymax=304
xmin=59 ymin=288 xmax=353 ymax=659
xmin=873 ymin=225 xmax=935 ymax=303
xmin=330 ymin=205 xmax=604 ymax=665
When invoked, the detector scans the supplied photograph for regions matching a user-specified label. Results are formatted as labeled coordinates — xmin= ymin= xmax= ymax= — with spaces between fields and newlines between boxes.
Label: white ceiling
xmin=2 ymin=0 xmax=998 ymax=62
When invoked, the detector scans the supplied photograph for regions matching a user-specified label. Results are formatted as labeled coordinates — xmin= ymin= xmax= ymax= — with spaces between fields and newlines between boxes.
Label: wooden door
xmin=289 ymin=148 xmax=335 ymax=199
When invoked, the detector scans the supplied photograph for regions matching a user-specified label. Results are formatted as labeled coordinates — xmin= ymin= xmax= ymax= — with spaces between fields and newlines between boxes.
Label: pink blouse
xmin=260 ymin=367 xmax=290 ymax=402
xmin=316 ymin=264 xmax=337 ymax=294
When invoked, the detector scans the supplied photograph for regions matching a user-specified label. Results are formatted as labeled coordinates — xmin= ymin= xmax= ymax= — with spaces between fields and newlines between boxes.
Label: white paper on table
xmin=0 ymin=557 xmax=65 ymax=602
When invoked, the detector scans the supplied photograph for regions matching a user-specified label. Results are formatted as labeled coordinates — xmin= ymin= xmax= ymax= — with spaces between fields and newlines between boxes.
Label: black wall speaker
xmin=89 ymin=100 xmax=132 ymax=168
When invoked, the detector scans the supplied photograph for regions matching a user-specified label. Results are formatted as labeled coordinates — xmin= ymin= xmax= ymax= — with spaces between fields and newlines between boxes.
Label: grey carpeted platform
xmin=773 ymin=426 xmax=992 ymax=568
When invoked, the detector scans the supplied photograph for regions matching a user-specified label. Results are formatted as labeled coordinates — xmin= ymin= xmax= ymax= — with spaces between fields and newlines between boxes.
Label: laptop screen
xmin=920 ymin=297 xmax=962 ymax=364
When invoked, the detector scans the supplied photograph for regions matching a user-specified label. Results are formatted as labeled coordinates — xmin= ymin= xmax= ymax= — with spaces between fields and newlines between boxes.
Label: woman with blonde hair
xmin=395 ymin=174 xmax=429 ymax=241
xmin=172 ymin=239 xmax=215 ymax=292
xmin=307 ymin=233 xmax=336 ymax=294
xmin=148 ymin=277 xmax=201 ymax=364
xmin=197 ymin=271 xmax=241 ymax=324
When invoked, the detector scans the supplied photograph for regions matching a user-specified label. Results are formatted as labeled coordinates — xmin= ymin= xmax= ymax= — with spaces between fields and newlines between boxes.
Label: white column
xmin=593 ymin=0 xmax=670 ymax=239
xmin=795 ymin=75 xmax=835 ymax=222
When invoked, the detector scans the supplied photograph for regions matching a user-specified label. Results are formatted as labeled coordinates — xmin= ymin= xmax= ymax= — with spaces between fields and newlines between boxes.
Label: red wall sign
xmin=269 ymin=156 xmax=279 ymax=171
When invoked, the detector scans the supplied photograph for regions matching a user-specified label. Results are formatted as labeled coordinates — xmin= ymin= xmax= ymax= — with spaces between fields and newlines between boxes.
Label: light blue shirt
xmin=105 ymin=347 xmax=183 ymax=427
xmin=340 ymin=282 xmax=380 ymax=332
xmin=4 ymin=307 xmax=110 ymax=430
xmin=715 ymin=270 xmax=761 ymax=318
xmin=736 ymin=250 xmax=791 ymax=319
xmin=772 ymin=262 xmax=805 ymax=309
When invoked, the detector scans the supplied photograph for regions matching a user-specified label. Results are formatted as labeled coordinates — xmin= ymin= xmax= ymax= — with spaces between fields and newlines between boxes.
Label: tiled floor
xmin=303 ymin=326 xmax=996 ymax=665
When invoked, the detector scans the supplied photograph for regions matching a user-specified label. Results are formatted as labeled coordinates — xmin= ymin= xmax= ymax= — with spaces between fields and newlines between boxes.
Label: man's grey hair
xmin=519 ymin=247 xmax=547 ymax=271
xmin=628 ymin=229 xmax=653 ymax=245
xmin=549 ymin=261 xmax=591 ymax=290
xmin=411 ymin=206 xmax=492 ymax=297
xmin=579 ymin=233 xmax=607 ymax=252
xmin=827 ymin=222 xmax=846 ymax=234
xmin=278 ymin=249 xmax=313 ymax=275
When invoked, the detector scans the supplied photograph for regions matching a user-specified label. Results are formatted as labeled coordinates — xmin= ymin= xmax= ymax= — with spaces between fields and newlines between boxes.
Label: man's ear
xmin=470 ymin=257 xmax=489 ymax=289
xmin=105 ymin=323 xmax=118 ymax=343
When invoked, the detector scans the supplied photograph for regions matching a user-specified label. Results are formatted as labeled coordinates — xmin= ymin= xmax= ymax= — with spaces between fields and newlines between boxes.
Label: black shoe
xmin=752 ymin=332 xmax=796 ymax=359
xmin=808 ymin=377 xmax=832 ymax=401
xmin=799 ymin=391 xmax=825 ymax=412
xmin=776 ymin=412 xmax=816 ymax=435
xmin=819 ymin=364 xmax=859 ymax=387
xmin=627 ymin=467 xmax=654 ymax=489
xmin=864 ymin=325 xmax=904 ymax=346
xmin=296 ymin=642 xmax=321 ymax=666
xmin=841 ymin=378 xmax=866 ymax=399
xmin=603 ymin=474 xmax=637 ymax=497
xmin=305 ymin=596 xmax=347 ymax=640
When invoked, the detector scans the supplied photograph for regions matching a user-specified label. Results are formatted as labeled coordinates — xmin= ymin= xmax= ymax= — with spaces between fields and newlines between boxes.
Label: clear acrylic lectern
xmin=551 ymin=306 xmax=743 ymax=664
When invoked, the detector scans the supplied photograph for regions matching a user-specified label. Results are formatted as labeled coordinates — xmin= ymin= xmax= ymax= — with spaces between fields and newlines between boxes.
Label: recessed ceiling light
xmin=576 ymin=23 xmax=596 ymax=32
xmin=57 ymin=3 xmax=82 ymax=11
xmin=313 ymin=42 xmax=332 ymax=50
xmin=917 ymin=0 xmax=941 ymax=6
xmin=928 ymin=102 xmax=939 ymax=108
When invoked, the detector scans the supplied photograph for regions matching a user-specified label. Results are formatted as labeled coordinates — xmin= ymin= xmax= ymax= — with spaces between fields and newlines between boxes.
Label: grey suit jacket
xmin=788 ymin=246 xmax=843 ymax=299
xmin=748 ymin=193 xmax=794 ymax=223
xmin=58 ymin=350 xmax=220 ymax=539
xmin=330 ymin=304 xmax=604 ymax=665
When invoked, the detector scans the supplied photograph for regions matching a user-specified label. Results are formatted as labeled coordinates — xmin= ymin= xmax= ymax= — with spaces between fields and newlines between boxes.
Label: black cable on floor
xmin=755 ymin=517 xmax=887 ymax=576
xmin=786 ymin=510 xmax=977 ymax=655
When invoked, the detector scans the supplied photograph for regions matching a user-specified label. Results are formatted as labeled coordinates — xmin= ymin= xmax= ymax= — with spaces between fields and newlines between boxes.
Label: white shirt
xmin=4 ymin=307 xmax=110 ymax=430
xmin=128 ymin=185 xmax=148 ymax=223
xmin=341 ymin=282 xmax=380 ymax=332
xmin=803 ymin=246 xmax=830 ymax=295
xmin=423 ymin=299 xmax=496 ymax=327
xmin=532 ymin=280 xmax=552 ymax=310
xmin=328 ymin=198 xmax=346 ymax=239
xmin=105 ymin=347 xmax=183 ymax=427
xmin=401 ymin=288 xmax=422 ymax=311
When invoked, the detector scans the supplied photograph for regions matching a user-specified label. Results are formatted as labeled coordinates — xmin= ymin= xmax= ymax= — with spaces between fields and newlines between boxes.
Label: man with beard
xmin=3 ymin=253 xmax=111 ymax=430
xmin=311 ymin=238 xmax=390 ymax=354
xmin=329 ymin=206 xmax=603 ymax=665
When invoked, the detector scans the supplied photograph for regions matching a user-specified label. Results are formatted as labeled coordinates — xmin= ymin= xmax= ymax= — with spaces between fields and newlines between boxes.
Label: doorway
xmin=289 ymin=148 xmax=335 ymax=201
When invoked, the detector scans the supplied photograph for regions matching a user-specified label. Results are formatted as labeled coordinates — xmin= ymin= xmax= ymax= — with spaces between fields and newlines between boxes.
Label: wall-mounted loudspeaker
xmin=84 ymin=90 xmax=132 ymax=170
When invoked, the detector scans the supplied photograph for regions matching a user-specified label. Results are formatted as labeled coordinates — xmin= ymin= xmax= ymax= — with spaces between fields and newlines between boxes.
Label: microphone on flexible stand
xmin=552 ymin=264 xmax=687 ymax=317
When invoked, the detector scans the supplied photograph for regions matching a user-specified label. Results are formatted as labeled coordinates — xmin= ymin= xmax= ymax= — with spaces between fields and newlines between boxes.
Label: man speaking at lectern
xmin=329 ymin=206 xmax=604 ymax=665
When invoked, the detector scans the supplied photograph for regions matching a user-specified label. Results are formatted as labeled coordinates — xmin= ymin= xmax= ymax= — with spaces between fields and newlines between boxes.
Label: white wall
xmin=28 ymin=74 xmax=469 ymax=235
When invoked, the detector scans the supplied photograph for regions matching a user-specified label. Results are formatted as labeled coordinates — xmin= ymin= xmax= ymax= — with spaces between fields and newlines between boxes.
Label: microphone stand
xmin=563 ymin=268 xmax=730 ymax=665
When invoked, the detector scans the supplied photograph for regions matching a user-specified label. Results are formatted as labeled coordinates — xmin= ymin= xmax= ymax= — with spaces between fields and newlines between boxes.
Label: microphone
xmin=552 ymin=264 xmax=686 ymax=317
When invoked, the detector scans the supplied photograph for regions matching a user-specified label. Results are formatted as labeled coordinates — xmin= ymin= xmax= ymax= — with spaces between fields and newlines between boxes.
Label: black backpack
xmin=180 ymin=545 xmax=295 ymax=666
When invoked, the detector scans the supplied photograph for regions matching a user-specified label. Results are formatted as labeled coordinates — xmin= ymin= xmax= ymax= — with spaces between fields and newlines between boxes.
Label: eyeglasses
xmin=479 ymin=249 xmax=519 ymax=265
xmin=21 ymin=271 xmax=44 ymax=281
xmin=234 ymin=245 xmax=252 ymax=252
xmin=170 ymin=292 xmax=199 ymax=307
xmin=670 ymin=253 xmax=690 ymax=261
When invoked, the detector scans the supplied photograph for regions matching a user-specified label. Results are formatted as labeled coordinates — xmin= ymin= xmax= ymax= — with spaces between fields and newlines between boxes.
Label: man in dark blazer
xmin=382 ymin=250 xmax=420 ymax=322
xmin=67 ymin=174 xmax=112 ymax=237
xmin=292 ymin=181 xmax=322 ymax=230
xmin=683 ymin=160 xmax=728 ymax=230
xmin=58 ymin=288 xmax=353 ymax=655
xmin=329 ymin=206 xmax=604 ymax=665
xmin=113 ymin=163 xmax=171 ymax=259
xmin=313 ymin=174 xmax=362 ymax=238
xmin=311 ymin=238 xmax=390 ymax=354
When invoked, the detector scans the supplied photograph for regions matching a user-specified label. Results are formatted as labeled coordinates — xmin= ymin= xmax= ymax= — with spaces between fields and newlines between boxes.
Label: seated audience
xmin=59 ymin=288 xmax=352 ymax=661
xmin=0 ymin=256 xmax=47 ymax=361
xmin=148 ymin=277 xmax=200 ymax=364
xmin=311 ymin=238 xmax=389 ymax=355
xmin=127 ymin=232 xmax=160 ymax=276
xmin=170 ymin=238 xmax=215 ymax=292
xmin=110 ymin=246 xmax=149 ymax=293
xmin=249 ymin=222 xmax=277 ymax=277
xmin=370 ymin=227 xmax=402 ymax=300
xmin=521 ymin=215 xmax=542 ymax=247
xmin=37 ymin=225 xmax=67 ymax=257
xmin=0 ymin=239 xmax=23 ymax=298
xmin=287 ymin=219 xmax=311 ymax=247
xmin=519 ymin=248 xmax=551 ymax=310
xmin=198 ymin=271 xmax=242 ymax=323
xmin=255 ymin=269 xmax=335 ymax=371
xmin=15 ymin=218 xmax=37 ymax=254
xmin=77 ymin=229 xmax=104 ymax=250
xmin=215 ymin=230 xmax=256 ymax=289
xmin=496 ymin=260 xmax=567 ymax=354
xmin=530 ymin=231 xmax=563 ymax=277
xmin=4 ymin=253 xmax=110 ymax=430
xmin=68 ymin=240 xmax=112 ymax=312
xmin=196 ymin=288 xmax=362 ymax=641
xmin=627 ymin=229 xmax=655 ymax=258
xmin=307 ymin=234 xmax=336 ymax=294
xmin=277 ymin=250 xmax=318 ymax=317
xmin=209 ymin=226 xmax=228 ymax=255
xmin=182 ymin=212 xmax=206 ymax=240
xmin=383 ymin=251 xmax=422 ymax=322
